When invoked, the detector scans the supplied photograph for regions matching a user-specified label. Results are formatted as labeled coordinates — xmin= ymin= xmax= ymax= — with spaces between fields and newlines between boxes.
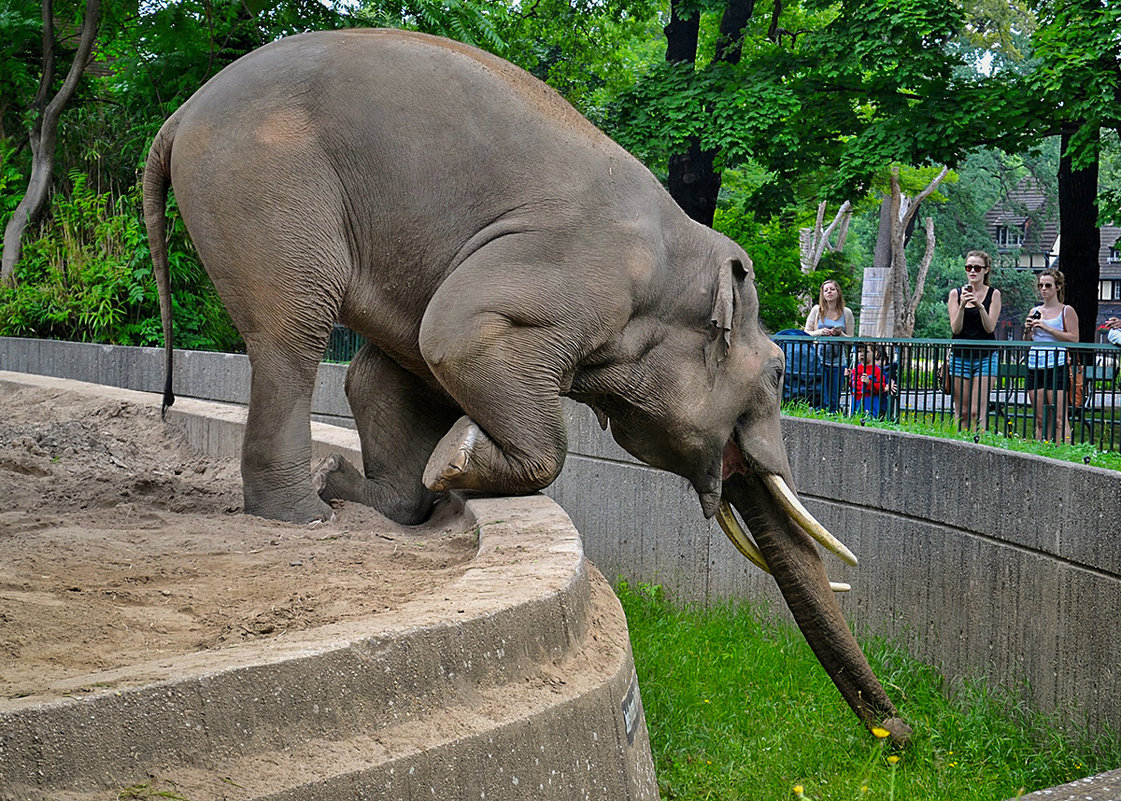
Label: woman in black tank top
xmin=947 ymin=250 xmax=1002 ymax=432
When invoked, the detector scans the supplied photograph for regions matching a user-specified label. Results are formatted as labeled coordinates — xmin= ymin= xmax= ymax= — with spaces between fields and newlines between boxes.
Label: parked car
xmin=774 ymin=329 xmax=822 ymax=408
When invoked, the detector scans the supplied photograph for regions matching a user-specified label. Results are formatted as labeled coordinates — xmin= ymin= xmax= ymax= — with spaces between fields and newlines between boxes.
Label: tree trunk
xmin=875 ymin=166 xmax=948 ymax=337
xmin=664 ymin=0 xmax=754 ymax=227
xmin=1058 ymin=122 xmax=1100 ymax=344
xmin=664 ymin=0 xmax=699 ymax=63
xmin=667 ymin=142 xmax=722 ymax=227
xmin=1 ymin=0 xmax=101 ymax=284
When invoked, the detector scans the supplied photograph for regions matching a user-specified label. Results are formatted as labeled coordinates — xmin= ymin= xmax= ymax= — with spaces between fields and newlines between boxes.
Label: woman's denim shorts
xmin=949 ymin=351 xmax=999 ymax=378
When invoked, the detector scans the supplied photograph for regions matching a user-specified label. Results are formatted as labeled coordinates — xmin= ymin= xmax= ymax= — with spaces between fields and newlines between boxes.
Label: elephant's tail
xmin=142 ymin=113 xmax=181 ymax=418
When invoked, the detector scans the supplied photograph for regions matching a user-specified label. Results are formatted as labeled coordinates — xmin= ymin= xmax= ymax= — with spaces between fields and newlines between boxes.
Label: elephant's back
xmin=164 ymin=29 xmax=672 ymax=375
xmin=176 ymin=29 xmax=625 ymax=176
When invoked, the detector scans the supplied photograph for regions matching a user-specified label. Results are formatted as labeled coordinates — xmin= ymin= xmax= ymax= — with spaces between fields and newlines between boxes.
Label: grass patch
xmin=618 ymin=581 xmax=1121 ymax=800
xmin=781 ymin=402 xmax=1121 ymax=472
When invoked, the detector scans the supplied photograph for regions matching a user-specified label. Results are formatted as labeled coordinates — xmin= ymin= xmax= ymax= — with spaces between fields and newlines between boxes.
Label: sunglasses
xmin=965 ymin=265 xmax=986 ymax=272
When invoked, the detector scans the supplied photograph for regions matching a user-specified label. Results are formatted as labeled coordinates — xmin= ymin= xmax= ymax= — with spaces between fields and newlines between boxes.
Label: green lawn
xmin=618 ymin=582 xmax=1120 ymax=801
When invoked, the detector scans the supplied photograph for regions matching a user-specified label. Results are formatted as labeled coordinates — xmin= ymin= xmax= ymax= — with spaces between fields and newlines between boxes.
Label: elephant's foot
xmin=423 ymin=416 xmax=557 ymax=494
xmin=244 ymin=478 xmax=335 ymax=525
xmin=315 ymin=453 xmax=436 ymax=525
xmin=313 ymin=453 xmax=362 ymax=499
xmin=419 ymin=416 xmax=475 ymax=492
xmin=424 ymin=417 xmax=481 ymax=492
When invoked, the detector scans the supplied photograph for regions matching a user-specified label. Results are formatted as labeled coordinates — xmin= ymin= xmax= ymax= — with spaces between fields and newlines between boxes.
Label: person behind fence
xmin=947 ymin=250 xmax=1001 ymax=432
xmin=1104 ymin=317 xmax=1121 ymax=346
xmin=850 ymin=344 xmax=885 ymax=417
xmin=1024 ymin=269 xmax=1079 ymax=443
xmin=877 ymin=344 xmax=898 ymax=419
xmin=803 ymin=279 xmax=853 ymax=413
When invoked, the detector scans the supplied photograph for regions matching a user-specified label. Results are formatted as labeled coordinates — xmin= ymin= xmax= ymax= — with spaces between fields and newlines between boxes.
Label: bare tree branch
xmin=800 ymin=200 xmax=852 ymax=273
xmin=886 ymin=166 xmax=948 ymax=336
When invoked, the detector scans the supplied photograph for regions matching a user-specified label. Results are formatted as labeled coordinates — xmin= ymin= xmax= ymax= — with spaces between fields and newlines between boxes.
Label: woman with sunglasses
xmin=947 ymin=250 xmax=1001 ymax=431
xmin=1024 ymin=269 xmax=1079 ymax=442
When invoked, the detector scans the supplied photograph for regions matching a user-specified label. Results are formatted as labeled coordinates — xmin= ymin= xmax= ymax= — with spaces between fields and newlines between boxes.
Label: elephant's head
xmin=574 ymin=235 xmax=910 ymax=744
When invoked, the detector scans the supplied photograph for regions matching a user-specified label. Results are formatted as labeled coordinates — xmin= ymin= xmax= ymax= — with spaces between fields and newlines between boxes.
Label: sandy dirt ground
xmin=0 ymin=384 xmax=477 ymax=702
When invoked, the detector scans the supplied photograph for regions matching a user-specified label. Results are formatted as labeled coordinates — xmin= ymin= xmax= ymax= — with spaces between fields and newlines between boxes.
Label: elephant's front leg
xmin=418 ymin=265 xmax=576 ymax=496
xmin=314 ymin=342 xmax=461 ymax=524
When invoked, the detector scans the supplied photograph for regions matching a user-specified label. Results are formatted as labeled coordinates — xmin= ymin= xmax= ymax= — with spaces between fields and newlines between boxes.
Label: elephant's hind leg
xmin=314 ymin=343 xmax=461 ymax=524
xmin=242 ymin=344 xmax=336 ymax=523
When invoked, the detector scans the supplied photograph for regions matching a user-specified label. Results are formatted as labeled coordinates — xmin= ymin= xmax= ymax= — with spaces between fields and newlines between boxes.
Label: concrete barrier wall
xmin=3 ymin=336 xmax=1119 ymax=737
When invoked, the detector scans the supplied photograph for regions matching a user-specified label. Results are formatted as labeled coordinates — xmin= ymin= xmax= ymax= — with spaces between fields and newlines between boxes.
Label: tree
xmin=1025 ymin=0 xmax=1120 ymax=333
xmin=659 ymin=0 xmax=756 ymax=225
xmin=2 ymin=0 xmax=100 ymax=283
xmin=1058 ymin=123 xmax=1100 ymax=345
xmin=885 ymin=166 xmax=949 ymax=337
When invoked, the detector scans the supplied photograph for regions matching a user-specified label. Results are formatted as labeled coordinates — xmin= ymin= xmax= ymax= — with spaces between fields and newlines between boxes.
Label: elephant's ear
xmin=705 ymin=257 xmax=743 ymax=381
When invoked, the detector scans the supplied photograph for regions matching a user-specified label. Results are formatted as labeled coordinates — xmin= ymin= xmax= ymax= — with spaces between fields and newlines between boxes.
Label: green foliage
xmin=354 ymin=0 xmax=507 ymax=55
xmin=0 ymin=137 xmax=25 ymax=230
xmin=714 ymin=185 xmax=817 ymax=332
xmin=0 ymin=0 xmax=42 ymax=140
xmin=0 ymin=177 xmax=240 ymax=352
xmin=618 ymin=580 xmax=1121 ymax=801
xmin=1027 ymin=0 xmax=1121 ymax=174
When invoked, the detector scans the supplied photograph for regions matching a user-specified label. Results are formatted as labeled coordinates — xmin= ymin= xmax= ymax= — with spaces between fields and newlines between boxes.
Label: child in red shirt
xmin=851 ymin=344 xmax=884 ymax=417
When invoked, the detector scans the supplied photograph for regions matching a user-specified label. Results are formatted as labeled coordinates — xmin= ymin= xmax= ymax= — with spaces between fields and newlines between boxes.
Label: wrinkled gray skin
xmin=144 ymin=28 xmax=908 ymax=742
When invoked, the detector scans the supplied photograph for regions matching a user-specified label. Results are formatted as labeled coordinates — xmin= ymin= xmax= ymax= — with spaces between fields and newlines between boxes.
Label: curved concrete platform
xmin=0 ymin=373 xmax=658 ymax=800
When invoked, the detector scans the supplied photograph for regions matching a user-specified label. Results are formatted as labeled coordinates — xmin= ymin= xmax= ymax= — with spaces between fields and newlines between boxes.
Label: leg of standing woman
xmin=1029 ymin=386 xmax=1048 ymax=440
xmin=1054 ymin=388 xmax=1069 ymax=443
xmin=974 ymin=374 xmax=992 ymax=432
xmin=952 ymin=375 xmax=968 ymax=430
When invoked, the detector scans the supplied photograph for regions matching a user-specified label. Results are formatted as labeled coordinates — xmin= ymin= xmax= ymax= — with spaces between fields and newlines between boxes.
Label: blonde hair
xmin=818 ymin=279 xmax=846 ymax=316
xmin=1038 ymin=268 xmax=1065 ymax=303
xmin=966 ymin=250 xmax=993 ymax=286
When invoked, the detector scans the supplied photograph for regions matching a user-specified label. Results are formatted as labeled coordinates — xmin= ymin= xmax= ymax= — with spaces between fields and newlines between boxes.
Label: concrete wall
xmin=3 ymin=336 xmax=1119 ymax=737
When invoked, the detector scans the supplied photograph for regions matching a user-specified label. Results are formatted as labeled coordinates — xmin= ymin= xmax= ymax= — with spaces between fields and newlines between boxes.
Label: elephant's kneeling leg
xmin=328 ymin=342 xmax=460 ymax=525
xmin=314 ymin=453 xmax=436 ymax=525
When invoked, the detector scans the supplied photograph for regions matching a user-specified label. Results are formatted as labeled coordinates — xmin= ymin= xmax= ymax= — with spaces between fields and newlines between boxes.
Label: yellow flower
xmin=887 ymin=755 xmax=901 ymax=765
xmin=871 ymin=727 xmax=891 ymax=739
xmin=793 ymin=786 xmax=805 ymax=798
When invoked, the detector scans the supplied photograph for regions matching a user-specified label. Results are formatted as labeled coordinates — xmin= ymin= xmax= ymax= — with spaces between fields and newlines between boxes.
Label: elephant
xmin=143 ymin=28 xmax=910 ymax=743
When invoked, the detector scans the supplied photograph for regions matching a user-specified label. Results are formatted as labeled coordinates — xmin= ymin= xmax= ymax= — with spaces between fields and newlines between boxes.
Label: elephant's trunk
xmin=722 ymin=472 xmax=911 ymax=744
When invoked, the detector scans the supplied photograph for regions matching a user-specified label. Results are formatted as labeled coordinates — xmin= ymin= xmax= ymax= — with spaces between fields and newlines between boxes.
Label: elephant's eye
xmin=766 ymin=359 xmax=783 ymax=389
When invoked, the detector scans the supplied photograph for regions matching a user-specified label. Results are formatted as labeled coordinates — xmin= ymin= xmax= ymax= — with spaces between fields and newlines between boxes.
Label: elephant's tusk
xmin=718 ymin=499 xmax=850 ymax=593
xmin=763 ymin=474 xmax=858 ymax=566
xmin=717 ymin=500 xmax=770 ymax=573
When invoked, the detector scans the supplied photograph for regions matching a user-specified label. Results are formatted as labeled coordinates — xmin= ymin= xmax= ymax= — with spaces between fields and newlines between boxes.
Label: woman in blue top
xmin=1024 ymin=269 xmax=1079 ymax=442
xmin=947 ymin=250 xmax=1001 ymax=432
xmin=804 ymin=279 xmax=854 ymax=413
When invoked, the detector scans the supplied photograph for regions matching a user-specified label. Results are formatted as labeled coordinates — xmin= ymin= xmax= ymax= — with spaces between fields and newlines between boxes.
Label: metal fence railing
xmin=323 ymin=325 xmax=366 ymax=363
xmin=323 ymin=326 xmax=1121 ymax=453
xmin=774 ymin=333 xmax=1121 ymax=453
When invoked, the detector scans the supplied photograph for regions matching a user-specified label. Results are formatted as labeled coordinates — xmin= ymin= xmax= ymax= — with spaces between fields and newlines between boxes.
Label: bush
xmin=0 ymin=173 xmax=241 ymax=352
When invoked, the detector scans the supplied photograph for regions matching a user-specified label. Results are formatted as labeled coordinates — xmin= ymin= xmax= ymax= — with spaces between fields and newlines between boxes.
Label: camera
xmin=1029 ymin=310 xmax=1041 ymax=320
